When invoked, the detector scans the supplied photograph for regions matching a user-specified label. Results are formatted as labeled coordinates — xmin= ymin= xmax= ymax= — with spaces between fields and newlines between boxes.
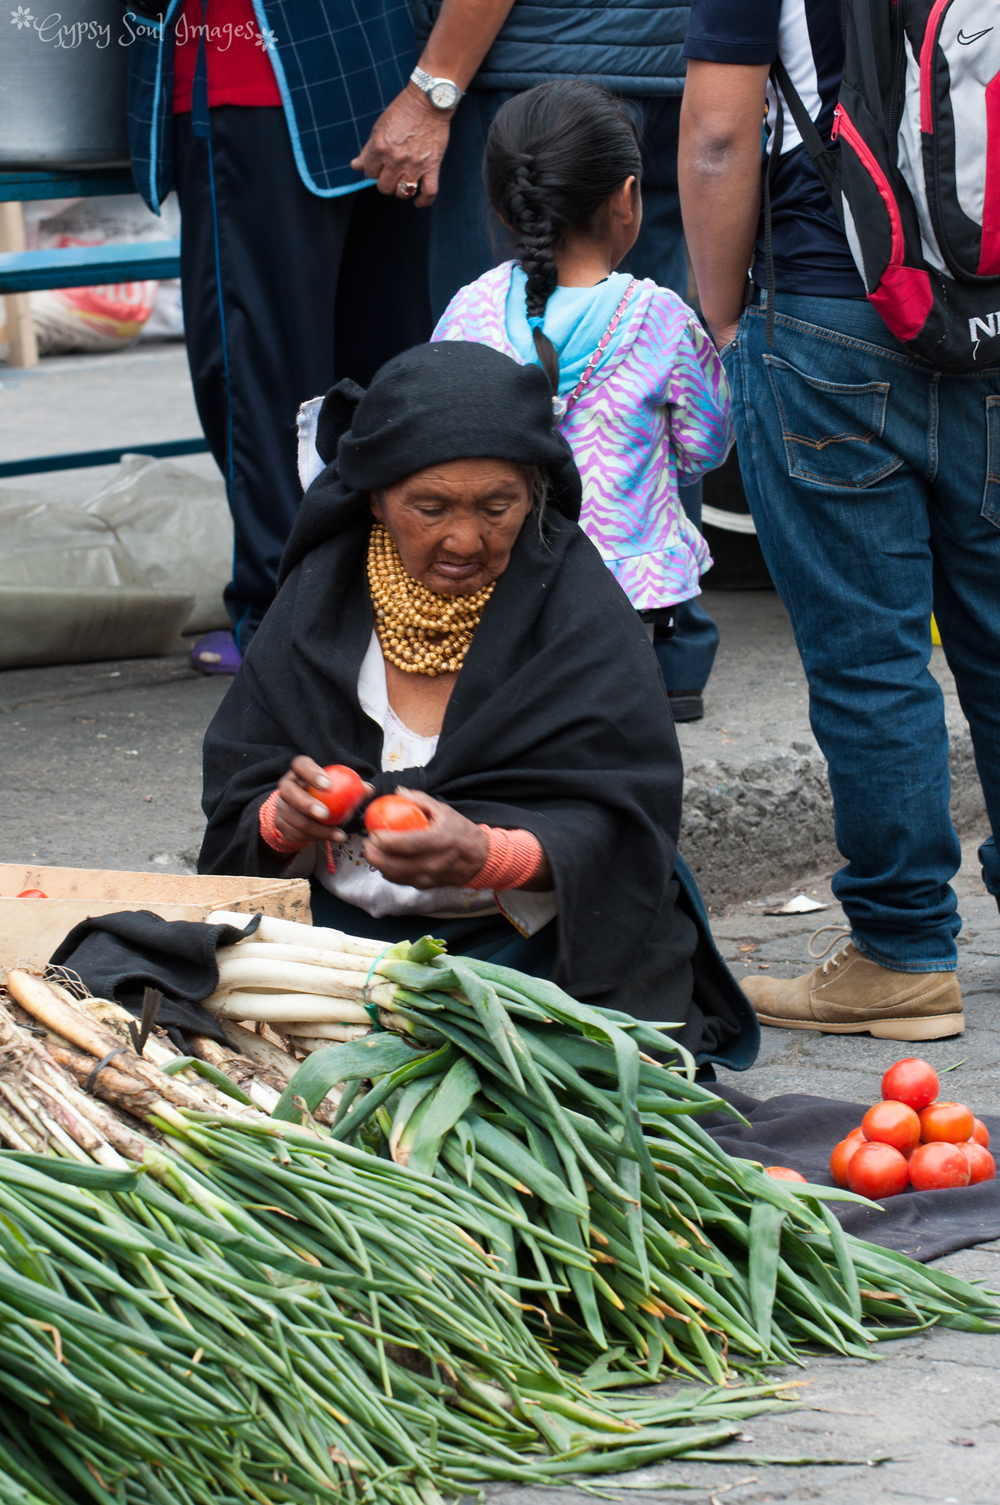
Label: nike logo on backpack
xmin=957 ymin=27 xmax=994 ymax=44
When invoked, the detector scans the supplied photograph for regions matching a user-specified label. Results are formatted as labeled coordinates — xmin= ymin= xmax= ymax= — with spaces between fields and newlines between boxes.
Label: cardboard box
xmin=0 ymin=864 xmax=311 ymax=970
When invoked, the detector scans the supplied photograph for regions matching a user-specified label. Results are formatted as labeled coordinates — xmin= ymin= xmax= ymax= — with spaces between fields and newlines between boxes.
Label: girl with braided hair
xmin=432 ymin=79 xmax=732 ymax=667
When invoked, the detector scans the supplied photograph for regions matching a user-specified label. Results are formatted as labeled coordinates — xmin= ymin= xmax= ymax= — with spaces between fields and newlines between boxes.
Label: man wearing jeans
xmin=678 ymin=2 xmax=1000 ymax=1040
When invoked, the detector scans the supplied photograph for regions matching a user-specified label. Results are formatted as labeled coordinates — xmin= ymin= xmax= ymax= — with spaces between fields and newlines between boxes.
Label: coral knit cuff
xmin=259 ymin=789 xmax=309 ymax=855
xmin=468 ymin=826 xmax=543 ymax=891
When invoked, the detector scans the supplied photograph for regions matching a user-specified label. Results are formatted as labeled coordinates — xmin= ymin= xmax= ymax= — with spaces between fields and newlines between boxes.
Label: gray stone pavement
xmin=2 ymin=344 xmax=998 ymax=1504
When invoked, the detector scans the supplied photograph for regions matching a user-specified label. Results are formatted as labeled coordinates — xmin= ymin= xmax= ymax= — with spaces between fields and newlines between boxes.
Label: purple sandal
xmin=189 ymin=630 xmax=242 ymax=676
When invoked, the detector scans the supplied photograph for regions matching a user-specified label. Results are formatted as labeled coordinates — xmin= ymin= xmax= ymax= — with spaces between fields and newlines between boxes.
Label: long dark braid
xmin=486 ymin=81 xmax=643 ymax=397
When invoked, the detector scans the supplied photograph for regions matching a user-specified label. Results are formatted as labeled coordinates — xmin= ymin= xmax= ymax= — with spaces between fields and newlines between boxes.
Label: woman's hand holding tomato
xmin=274 ymin=757 xmax=373 ymax=847
xmin=362 ymin=787 xmax=491 ymax=889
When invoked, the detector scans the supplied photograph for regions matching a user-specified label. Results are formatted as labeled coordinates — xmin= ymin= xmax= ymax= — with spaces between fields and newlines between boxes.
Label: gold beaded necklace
xmin=366 ymin=521 xmax=495 ymax=677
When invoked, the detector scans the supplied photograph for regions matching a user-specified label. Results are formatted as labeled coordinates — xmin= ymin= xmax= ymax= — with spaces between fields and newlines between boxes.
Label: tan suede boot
xmin=741 ymin=941 xmax=964 ymax=1040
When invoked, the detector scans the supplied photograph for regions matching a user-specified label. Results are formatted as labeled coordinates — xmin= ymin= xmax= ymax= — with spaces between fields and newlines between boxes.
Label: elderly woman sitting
xmin=199 ymin=342 xmax=755 ymax=1071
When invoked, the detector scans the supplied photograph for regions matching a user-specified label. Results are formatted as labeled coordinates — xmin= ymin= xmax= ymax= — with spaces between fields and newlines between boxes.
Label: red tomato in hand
xmin=881 ymin=1057 xmax=939 ymax=1112
xmin=846 ymin=1142 xmax=910 ymax=1199
xmin=919 ymin=1101 xmax=974 ymax=1144
xmin=972 ymin=1118 xmax=990 ymax=1149
xmin=365 ymin=795 xmax=430 ymax=832
xmin=862 ymin=1100 xmax=921 ymax=1154
xmin=830 ymin=1136 xmax=864 ymax=1189
xmin=765 ymin=1165 xmax=806 ymax=1182
xmin=908 ymin=1141 xmax=971 ymax=1190
xmin=306 ymin=765 xmax=365 ymax=825
xmin=17 ymin=889 xmax=48 ymax=898
xmin=957 ymin=1142 xmax=996 ymax=1185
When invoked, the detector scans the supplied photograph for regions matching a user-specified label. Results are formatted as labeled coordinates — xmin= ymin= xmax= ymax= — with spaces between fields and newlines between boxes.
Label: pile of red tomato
xmin=830 ymin=1057 xmax=994 ymax=1198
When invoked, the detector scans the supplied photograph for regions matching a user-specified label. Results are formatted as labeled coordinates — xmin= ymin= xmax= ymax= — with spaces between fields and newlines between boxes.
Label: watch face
xmin=429 ymin=80 xmax=459 ymax=110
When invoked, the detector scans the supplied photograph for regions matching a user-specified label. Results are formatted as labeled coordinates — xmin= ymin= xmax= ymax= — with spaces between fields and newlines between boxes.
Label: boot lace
xmin=807 ymin=925 xmax=852 ymax=973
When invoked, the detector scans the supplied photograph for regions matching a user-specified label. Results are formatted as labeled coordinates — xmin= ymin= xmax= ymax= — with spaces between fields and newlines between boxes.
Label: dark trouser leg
xmin=175 ymin=106 xmax=354 ymax=649
xmin=653 ymin=478 xmax=720 ymax=695
xmin=429 ymin=90 xmax=512 ymax=320
xmin=334 ymin=186 xmax=433 ymax=388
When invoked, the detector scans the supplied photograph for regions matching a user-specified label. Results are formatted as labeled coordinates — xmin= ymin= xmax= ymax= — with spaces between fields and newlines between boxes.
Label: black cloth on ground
xmin=50 ymin=911 xmax=259 ymax=1047
xmin=199 ymin=341 xmax=760 ymax=1062
xmin=705 ymin=1083 xmax=1000 ymax=1261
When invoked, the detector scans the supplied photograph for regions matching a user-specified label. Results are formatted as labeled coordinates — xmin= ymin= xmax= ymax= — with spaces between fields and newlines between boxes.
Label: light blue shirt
xmin=505 ymin=266 xmax=636 ymax=397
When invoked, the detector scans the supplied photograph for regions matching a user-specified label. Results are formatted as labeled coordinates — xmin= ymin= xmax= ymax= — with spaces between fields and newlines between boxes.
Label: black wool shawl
xmin=198 ymin=506 xmax=684 ymax=1005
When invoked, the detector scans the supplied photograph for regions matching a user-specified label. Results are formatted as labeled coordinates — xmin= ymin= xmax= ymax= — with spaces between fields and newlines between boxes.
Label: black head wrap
xmin=281 ymin=341 xmax=581 ymax=581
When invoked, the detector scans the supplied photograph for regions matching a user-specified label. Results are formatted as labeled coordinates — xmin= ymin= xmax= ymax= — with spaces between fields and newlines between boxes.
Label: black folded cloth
xmin=706 ymin=1084 xmax=1000 ymax=1262
xmin=50 ymin=910 xmax=260 ymax=1048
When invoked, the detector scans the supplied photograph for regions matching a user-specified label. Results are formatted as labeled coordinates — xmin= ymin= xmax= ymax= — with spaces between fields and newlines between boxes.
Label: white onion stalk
xmin=206 ymin=911 xmax=386 ymax=957
xmin=215 ymin=958 xmax=368 ymax=1000
xmin=282 ymin=1034 xmax=361 ymax=1055
xmin=204 ymin=990 xmax=371 ymax=1024
xmin=215 ymin=942 xmax=372 ymax=974
xmin=274 ymin=1021 xmax=373 ymax=1042
xmin=365 ymin=981 xmax=399 ymax=1011
xmin=222 ymin=1023 xmax=300 ymax=1080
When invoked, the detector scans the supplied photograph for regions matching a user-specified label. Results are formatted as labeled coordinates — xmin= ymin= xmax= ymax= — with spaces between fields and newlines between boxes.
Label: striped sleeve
xmin=665 ymin=318 xmax=734 ymax=485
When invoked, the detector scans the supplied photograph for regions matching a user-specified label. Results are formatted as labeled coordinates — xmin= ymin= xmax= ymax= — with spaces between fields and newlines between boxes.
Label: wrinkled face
xmin=371 ymin=457 xmax=533 ymax=596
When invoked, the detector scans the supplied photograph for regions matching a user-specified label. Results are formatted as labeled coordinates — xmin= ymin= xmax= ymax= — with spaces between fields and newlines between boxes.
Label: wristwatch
xmin=410 ymin=66 xmax=464 ymax=112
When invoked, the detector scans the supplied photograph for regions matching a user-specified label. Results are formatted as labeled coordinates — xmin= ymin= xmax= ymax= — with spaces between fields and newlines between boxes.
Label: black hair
xmin=485 ymin=80 xmax=643 ymax=395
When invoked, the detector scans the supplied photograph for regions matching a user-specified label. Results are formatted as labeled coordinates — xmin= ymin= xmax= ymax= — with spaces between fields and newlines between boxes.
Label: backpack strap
xmin=770 ymin=56 xmax=841 ymax=200
xmin=762 ymin=57 xmax=844 ymax=347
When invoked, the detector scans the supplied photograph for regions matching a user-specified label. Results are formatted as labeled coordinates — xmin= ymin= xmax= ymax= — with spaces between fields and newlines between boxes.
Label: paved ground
xmin=2 ymin=630 xmax=997 ymax=1505
xmin=2 ymin=343 xmax=998 ymax=1504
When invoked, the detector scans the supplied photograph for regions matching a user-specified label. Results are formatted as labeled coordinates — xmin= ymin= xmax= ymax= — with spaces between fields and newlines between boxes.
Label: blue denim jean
xmin=722 ymin=294 xmax=1000 ymax=972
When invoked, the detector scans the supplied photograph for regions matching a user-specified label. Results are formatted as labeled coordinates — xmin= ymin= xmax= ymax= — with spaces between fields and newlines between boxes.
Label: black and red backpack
xmin=771 ymin=0 xmax=1000 ymax=369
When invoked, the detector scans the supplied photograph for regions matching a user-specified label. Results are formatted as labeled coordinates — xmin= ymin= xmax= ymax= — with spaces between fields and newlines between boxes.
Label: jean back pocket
xmin=764 ymin=353 xmax=901 ymax=490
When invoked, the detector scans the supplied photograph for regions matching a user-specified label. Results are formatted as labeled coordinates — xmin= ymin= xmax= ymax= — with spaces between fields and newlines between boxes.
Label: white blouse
xmin=311 ymin=630 xmax=557 ymax=937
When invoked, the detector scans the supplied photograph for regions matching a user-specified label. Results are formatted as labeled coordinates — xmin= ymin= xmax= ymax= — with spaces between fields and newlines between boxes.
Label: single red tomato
xmin=16 ymin=889 xmax=48 ymax=899
xmin=830 ymin=1136 xmax=864 ymax=1189
xmin=765 ymin=1166 xmax=806 ymax=1182
xmin=919 ymin=1101 xmax=974 ymax=1144
xmin=957 ymin=1142 xmax=996 ymax=1185
xmin=365 ymin=795 xmax=430 ymax=832
xmin=862 ymin=1100 xmax=921 ymax=1154
xmin=972 ymin=1118 xmax=990 ymax=1149
xmin=908 ymin=1142 xmax=971 ymax=1190
xmin=845 ymin=1125 xmax=866 ymax=1144
xmin=881 ymin=1057 xmax=939 ymax=1113
xmin=846 ymin=1142 xmax=910 ymax=1199
xmin=306 ymin=765 xmax=366 ymax=825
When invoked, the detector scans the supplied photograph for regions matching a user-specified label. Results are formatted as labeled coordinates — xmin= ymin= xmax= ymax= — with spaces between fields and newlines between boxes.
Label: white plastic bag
xmin=0 ymin=491 xmax=193 ymax=668
xmin=83 ymin=453 xmax=232 ymax=634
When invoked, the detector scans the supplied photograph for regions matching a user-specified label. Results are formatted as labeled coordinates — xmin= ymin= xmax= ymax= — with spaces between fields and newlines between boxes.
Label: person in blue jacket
xmin=125 ymin=0 xmax=432 ymax=669
xmin=351 ymin=0 xmax=718 ymax=721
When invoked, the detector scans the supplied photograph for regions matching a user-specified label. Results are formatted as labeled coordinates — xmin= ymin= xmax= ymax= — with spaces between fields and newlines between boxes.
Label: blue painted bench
xmin=1 ymin=167 xmax=208 ymax=477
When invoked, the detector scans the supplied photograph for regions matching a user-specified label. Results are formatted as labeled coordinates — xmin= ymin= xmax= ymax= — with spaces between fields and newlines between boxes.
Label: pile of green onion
xmin=0 ymin=933 xmax=997 ymax=1505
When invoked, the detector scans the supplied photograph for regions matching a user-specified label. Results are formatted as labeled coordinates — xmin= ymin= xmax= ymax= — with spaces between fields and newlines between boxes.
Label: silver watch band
xmin=410 ymin=66 xmax=463 ymax=110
